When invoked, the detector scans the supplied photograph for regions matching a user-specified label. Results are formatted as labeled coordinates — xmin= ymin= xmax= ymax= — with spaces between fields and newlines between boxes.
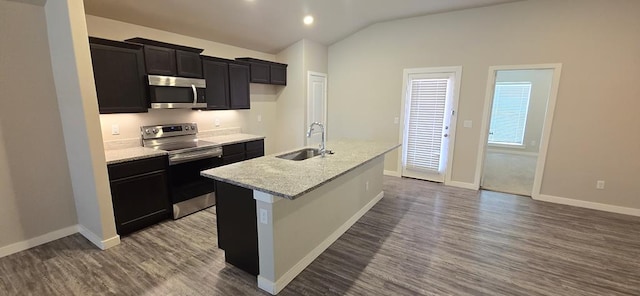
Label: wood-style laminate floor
xmin=1 ymin=176 xmax=639 ymax=295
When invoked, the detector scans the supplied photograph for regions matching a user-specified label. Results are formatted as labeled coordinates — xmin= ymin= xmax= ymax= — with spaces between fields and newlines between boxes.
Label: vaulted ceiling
xmin=83 ymin=0 xmax=521 ymax=54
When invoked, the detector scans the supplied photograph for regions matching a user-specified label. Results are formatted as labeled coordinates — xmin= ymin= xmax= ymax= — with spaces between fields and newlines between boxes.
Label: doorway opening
xmin=399 ymin=67 xmax=461 ymax=183
xmin=477 ymin=65 xmax=562 ymax=198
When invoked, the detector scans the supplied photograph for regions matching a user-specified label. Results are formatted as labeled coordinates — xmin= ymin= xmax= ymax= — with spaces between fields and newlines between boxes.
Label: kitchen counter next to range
xmin=201 ymin=140 xmax=400 ymax=199
xmin=198 ymin=133 xmax=265 ymax=146
xmin=103 ymin=133 xmax=265 ymax=165
xmin=104 ymin=147 xmax=167 ymax=165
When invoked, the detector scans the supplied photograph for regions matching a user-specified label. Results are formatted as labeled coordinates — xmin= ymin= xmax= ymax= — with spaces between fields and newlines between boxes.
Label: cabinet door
xmin=222 ymin=153 xmax=245 ymax=165
xmin=110 ymin=171 xmax=171 ymax=235
xmin=143 ymin=45 xmax=177 ymax=76
xmin=202 ymin=59 xmax=230 ymax=110
xmin=245 ymin=140 xmax=265 ymax=160
xmin=90 ymin=43 xmax=148 ymax=114
xmin=270 ymin=64 xmax=287 ymax=85
xmin=176 ymin=50 xmax=203 ymax=78
xmin=216 ymin=181 xmax=258 ymax=275
xmin=248 ymin=62 xmax=270 ymax=84
xmin=229 ymin=63 xmax=250 ymax=109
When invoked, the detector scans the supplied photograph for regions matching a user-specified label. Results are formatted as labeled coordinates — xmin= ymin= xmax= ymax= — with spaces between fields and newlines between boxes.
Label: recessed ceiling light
xmin=303 ymin=15 xmax=314 ymax=25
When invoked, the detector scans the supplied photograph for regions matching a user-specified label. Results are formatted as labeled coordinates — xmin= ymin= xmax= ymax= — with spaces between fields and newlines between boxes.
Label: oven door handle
xmin=169 ymin=150 xmax=222 ymax=165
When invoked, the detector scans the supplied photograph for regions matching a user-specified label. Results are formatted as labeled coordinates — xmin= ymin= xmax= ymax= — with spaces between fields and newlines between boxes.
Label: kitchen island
xmin=201 ymin=140 xmax=400 ymax=295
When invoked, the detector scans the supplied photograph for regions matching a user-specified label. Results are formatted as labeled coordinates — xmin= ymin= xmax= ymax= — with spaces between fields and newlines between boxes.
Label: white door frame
xmin=397 ymin=66 xmax=462 ymax=184
xmin=306 ymin=71 xmax=328 ymax=145
xmin=475 ymin=64 xmax=563 ymax=199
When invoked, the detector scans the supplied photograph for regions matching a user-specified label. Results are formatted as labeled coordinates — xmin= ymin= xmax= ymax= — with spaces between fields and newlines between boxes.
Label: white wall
xmin=85 ymin=15 xmax=281 ymax=154
xmin=328 ymin=0 xmax=640 ymax=209
xmin=0 ymin=0 xmax=77 ymax=251
xmin=274 ymin=39 xmax=328 ymax=153
xmin=45 ymin=0 xmax=119 ymax=248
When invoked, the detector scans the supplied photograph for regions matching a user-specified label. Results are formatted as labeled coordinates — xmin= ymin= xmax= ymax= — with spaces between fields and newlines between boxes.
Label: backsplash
xmin=103 ymin=126 xmax=243 ymax=151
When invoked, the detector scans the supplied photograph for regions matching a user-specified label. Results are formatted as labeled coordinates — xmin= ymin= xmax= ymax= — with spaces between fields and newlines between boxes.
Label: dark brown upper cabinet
xmin=89 ymin=37 xmax=148 ymax=114
xmin=125 ymin=37 xmax=204 ymax=78
xmin=202 ymin=56 xmax=250 ymax=110
xmin=236 ymin=58 xmax=287 ymax=85
xmin=143 ymin=45 xmax=177 ymax=76
xmin=229 ymin=62 xmax=251 ymax=109
xmin=202 ymin=56 xmax=230 ymax=110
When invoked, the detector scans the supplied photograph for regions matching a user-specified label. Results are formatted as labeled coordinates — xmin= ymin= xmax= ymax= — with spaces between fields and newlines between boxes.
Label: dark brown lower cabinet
xmin=221 ymin=139 xmax=264 ymax=164
xmin=107 ymin=156 xmax=171 ymax=235
xmin=215 ymin=181 xmax=258 ymax=275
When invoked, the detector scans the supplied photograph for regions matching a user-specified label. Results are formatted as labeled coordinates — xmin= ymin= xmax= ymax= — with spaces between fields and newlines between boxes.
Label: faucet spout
xmin=307 ymin=122 xmax=326 ymax=156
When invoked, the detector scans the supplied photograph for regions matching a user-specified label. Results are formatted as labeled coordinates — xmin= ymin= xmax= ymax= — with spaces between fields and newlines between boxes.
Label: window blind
xmin=405 ymin=78 xmax=448 ymax=172
xmin=489 ymin=83 xmax=532 ymax=146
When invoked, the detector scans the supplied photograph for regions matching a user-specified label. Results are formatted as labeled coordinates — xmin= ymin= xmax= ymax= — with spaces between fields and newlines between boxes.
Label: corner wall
xmin=0 ymin=0 xmax=77 ymax=255
xmin=274 ymin=39 xmax=328 ymax=153
xmin=327 ymin=0 xmax=640 ymax=210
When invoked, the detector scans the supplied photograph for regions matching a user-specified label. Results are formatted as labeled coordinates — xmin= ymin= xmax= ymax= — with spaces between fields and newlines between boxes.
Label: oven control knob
xmin=184 ymin=126 xmax=190 ymax=130
xmin=152 ymin=128 xmax=158 ymax=134
xmin=145 ymin=129 xmax=151 ymax=134
xmin=191 ymin=125 xmax=196 ymax=131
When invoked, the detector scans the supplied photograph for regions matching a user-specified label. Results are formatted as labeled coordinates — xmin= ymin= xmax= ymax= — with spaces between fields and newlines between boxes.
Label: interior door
xmin=306 ymin=72 xmax=327 ymax=146
xmin=401 ymin=71 xmax=457 ymax=183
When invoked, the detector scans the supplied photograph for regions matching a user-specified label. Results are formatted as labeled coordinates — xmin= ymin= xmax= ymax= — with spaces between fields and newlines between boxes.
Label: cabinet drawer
xmin=245 ymin=139 xmax=264 ymax=152
xmin=222 ymin=154 xmax=245 ymax=165
xmin=222 ymin=143 xmax=245 ymax=156
xmin=108 ymin=156 xmax=167 ymax=180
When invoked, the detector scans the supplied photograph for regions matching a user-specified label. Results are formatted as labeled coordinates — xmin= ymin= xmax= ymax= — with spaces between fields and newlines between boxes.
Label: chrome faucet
xmin=307 ymin=122 xmax=327 ymax=157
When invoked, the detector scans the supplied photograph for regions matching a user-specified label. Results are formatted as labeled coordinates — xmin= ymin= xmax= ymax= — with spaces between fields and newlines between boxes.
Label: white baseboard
xmin=0 ymin=225 xmax=79 ymax=258
xmin=445 ymin=180 xmax=478 ymax=190
xmin=536 ymin=194 xmax=640 ymax=217
xmin=384 ymin=170 xmax=401 ymax=177
xmin=258 ymin=191 xmax=385 ymax=295
xmin=78 ymin=225 xmax=121 ymax=250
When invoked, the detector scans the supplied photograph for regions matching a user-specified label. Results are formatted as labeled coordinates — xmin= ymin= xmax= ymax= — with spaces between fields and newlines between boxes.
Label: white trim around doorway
xmin=475 ymin=63 xmax=563 ymax=199
xmin=397 ymin=66 xmax=462 ymax=185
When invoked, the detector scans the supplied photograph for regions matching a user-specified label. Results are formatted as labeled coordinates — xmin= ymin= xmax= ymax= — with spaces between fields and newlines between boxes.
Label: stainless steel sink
xmin=276 ymin=148 xmax=322 ymax=161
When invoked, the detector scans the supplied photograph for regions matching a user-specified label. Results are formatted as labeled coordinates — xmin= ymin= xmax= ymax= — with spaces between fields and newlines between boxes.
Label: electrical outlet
xmin=259 ymin=209 xmax=268 ymax=224
xmin=111 ymin=124 xmax=120 ymax=135
xmin=215 ymin=118 xmax=220 ymax=127
xmin=464 ymin=120 xmax=473 ymax=128
xmin=596 ymin=180 xmax=605 ymax=190
xmin=394 ymin=117 xmax=399 ymax=124
xmin=366 ymin=181 xmax=369 ymax=191
xmin=257 ymin=115 xmax=262 ymax=122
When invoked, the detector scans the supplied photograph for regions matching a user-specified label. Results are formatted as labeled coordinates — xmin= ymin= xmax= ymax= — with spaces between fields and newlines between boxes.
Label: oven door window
xmin=169 ymin=157 xmax=221 ymax=203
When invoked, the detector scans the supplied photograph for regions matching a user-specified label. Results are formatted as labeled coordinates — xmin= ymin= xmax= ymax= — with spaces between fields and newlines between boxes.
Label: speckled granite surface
xmin=198 ymin=133 xmax=265 ymax=146
xmin=105 ymin=147 xmax=167 ymax=165
xmin=201 ymin=140 xmax=400 ymax=200
xmin=104 ymin=133 xmax=264 ymax=165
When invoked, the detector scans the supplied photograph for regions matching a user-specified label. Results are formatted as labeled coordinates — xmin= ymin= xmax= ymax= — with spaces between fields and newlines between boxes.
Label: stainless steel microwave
xmin=148 ymin=75 xmax=206 ymax=109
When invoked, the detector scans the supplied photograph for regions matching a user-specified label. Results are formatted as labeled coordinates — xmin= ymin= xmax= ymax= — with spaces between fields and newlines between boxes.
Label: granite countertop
xmin=201 ymin=140 xmax=401 ymax=200
xmin=104 ymin=147 xmax=167 ymax=165
xmin=198 ymin=133 xmax=265 ymax=146
xmin=104 ymin=133 xmax=265 ymax=165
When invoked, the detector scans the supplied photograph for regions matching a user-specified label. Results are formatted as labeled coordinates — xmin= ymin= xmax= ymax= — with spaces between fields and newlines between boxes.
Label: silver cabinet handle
xmin=191 ymin=84 xmax=197 ymax=105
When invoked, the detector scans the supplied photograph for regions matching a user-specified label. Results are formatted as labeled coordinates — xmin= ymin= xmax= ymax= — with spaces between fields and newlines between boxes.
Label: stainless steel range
xmin=141 ymin=123 xmax=222 ymax=219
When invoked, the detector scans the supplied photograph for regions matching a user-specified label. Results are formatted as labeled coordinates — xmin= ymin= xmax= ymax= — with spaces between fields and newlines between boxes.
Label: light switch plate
xmin=463 ymin=120 xmax=473 ymax=128
xmin=259 ymin=209 xmax=268 ymax=224
xmin=394 ymin=117 xmax=399 ymax=124
xmin=111 ymin=124 xmax=120 ymax=135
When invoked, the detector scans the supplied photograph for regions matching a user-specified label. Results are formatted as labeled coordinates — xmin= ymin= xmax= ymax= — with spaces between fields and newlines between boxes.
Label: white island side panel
xmin=255 ymin=156 xmax=385 ymax=294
